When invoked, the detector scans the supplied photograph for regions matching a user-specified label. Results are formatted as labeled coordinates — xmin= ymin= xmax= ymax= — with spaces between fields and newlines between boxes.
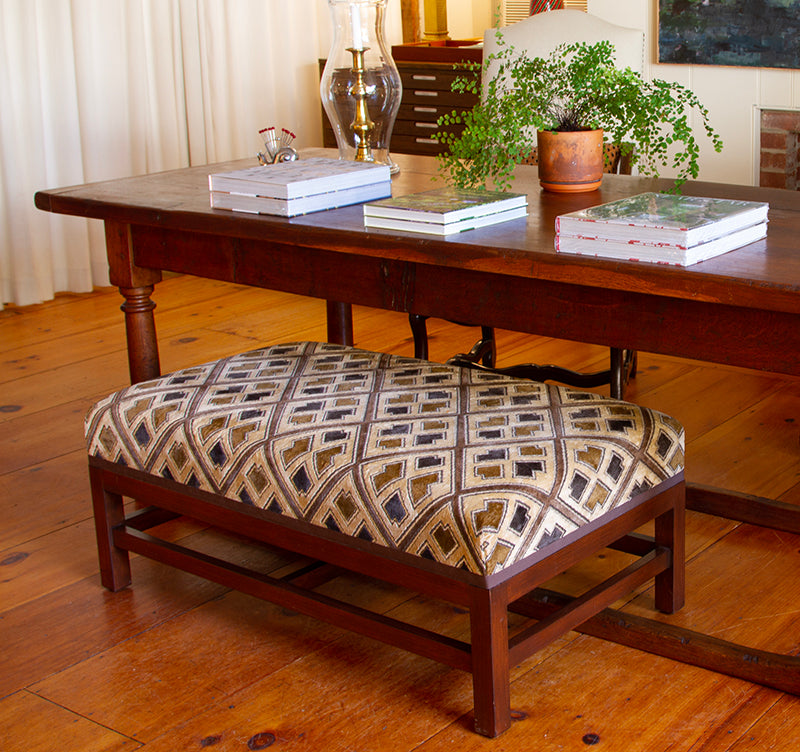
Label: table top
xmin=34 ymin=149 xmax=800 ymax=316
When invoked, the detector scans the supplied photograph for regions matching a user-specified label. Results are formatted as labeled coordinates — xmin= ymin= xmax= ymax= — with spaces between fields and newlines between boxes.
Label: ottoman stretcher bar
xmin=86 ymin=342 xmax=686 ymax=737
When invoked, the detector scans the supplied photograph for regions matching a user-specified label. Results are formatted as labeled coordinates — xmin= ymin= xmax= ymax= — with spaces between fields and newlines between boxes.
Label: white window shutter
xmin=501 ymin=1 xmax=531 ymax=25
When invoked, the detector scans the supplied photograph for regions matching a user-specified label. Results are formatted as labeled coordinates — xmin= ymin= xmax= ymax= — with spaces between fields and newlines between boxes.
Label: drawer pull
xmin=414 ymin=90 xmax=439 ymax=97
xmin=412 ymin=74 xmax=437 ymax=81
xmin=415 ymin=122 xmax=438 ymax=129
xmin=415 ymin=137 xmax=439 ymax=144
xmin=413 ymin=106 xmax=438 ymax=113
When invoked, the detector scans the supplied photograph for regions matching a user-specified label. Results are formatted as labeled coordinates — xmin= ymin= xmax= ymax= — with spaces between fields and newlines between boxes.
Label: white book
xmin=363 ymin=187 xmax=528 ymax=224
xmin=555 ymin=220 xmax=767 ymax=266
xmin=364 ymin=205 xmax=528 ymax=235
xmin=210 ymin=181 xmax=392 ymax=217
xmin=555 ymin=192 xmax=769 ymax=246
xmin=208 ymin=157 xmax=391 ymax=199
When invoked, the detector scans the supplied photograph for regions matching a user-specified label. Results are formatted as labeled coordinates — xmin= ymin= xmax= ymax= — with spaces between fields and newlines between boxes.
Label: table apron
xmin=130 ymin=225 xmax=800 ymax=378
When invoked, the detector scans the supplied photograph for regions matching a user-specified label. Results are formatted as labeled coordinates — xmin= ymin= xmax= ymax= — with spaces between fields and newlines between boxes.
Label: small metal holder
xmin=257 ymin=126 xmax=299 ymax=165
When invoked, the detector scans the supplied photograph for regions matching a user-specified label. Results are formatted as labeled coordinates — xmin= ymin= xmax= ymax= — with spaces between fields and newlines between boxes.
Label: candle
xmin=350 ymin=3 xmax=363 ymax=50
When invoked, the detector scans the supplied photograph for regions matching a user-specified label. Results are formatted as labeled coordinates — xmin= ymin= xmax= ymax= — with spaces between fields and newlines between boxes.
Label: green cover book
xmin=363 ymin=187 xmax=528 ymax=225
xmin=556 ymin=192 xmax=769 ymax=246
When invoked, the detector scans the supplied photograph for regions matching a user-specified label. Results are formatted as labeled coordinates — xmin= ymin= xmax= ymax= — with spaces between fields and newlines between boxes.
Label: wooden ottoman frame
xmin=90 ymin=458 xmax=684 ymax=737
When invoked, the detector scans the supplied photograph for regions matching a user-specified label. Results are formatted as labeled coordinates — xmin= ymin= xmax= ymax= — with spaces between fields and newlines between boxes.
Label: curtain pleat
xmin=1 ymin=0 xmax=391 ymax=310
xmin=1 ymin=0 xmax=94 ymax=306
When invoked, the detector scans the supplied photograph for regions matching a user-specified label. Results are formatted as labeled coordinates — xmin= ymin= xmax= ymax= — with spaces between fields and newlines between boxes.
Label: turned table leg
xmin=103 ymin=220 xmax=163 ymax=384
xmin=120 ymin=285 xmax=161 ymax=384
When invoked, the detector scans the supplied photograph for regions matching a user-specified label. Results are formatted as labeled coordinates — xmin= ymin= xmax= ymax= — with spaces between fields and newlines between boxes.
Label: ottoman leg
xmin=654 ymin=484 xmax=686 ymax=614
xmin=89 ymin=464 xmax=131 ymax=592
xmin=470 ymin=587 xmax=512 ymax=737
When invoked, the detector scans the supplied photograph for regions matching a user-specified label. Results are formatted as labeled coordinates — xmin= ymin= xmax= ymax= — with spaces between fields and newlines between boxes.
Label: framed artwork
xmin=658 ymin=0 xmax=800 ymax=70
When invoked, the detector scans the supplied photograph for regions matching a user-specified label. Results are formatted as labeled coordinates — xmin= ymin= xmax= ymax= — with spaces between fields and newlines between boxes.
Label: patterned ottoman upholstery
xmin=85 ymin=341 xmax=685 ymax=737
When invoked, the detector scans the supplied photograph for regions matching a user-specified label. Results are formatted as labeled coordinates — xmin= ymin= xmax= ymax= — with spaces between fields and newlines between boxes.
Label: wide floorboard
xmin=2 ymin=275 xmax=800 ymax=751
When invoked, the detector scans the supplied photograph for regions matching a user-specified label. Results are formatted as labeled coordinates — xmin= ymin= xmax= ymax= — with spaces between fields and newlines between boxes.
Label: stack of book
xmin=363 ymin=187 xmax=528 ymax=235
xmin=209 ymin=157 xmax=392 ymax=217
xmin=555 ymin=192 xmax=769 ymax=266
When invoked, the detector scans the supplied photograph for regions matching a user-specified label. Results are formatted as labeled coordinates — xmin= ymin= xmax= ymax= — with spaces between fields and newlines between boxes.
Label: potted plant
xmin=435 ymin=37 xmax=724 ymax=192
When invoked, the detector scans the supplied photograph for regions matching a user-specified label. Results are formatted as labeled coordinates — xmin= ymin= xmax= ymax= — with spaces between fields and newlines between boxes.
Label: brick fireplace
xmin=759 ymin=109 xmax=800 ymax=190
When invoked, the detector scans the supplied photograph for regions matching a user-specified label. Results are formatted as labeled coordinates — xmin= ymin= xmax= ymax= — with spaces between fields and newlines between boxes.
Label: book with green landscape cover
xmin=555 ymin=192 xmax=769 ymax=266
xmin=364 ymin=205 xmax=528 ymax=235
xmin=555 ymin=192 xmax=769 ymax=246
xmin=363 ymin=187 xmax=528 ymax=225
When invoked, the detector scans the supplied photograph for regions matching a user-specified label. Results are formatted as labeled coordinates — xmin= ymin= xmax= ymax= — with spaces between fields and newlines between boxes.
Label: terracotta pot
xmin=536 ymin=128 xmax=604 ymax=193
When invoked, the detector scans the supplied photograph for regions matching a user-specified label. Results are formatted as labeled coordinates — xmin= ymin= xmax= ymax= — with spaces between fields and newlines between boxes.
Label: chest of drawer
xmin=319 ymin=59 xmax=480 ymax=156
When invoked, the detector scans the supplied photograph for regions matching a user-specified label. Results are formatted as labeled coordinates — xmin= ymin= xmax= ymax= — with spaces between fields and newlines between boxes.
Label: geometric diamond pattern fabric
xmin=85 ymin=342 xmax=684 ymax=576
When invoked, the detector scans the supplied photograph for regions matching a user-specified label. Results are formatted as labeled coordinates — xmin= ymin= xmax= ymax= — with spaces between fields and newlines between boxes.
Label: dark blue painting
xmin=659 ymin=0 xmax=800 ymax=69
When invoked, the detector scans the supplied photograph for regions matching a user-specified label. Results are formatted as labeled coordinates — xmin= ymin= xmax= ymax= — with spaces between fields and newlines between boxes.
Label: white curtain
xmin=0 ymin=0 xmax=397 ymax=310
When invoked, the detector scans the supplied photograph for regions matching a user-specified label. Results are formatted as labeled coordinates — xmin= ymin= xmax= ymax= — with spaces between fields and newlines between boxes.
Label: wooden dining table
xmin=35 ymin=148 xmax=800 ymax=695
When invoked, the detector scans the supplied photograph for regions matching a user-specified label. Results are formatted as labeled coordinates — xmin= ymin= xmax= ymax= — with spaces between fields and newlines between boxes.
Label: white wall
xmin=446 ymin=0 xmax=493 ymax=39
xmin=449 ymin=0 xmax=800 ymax=186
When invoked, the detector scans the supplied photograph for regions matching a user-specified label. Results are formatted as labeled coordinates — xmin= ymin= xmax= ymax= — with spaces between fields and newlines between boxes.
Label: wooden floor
xmin=3 ymin=274 xmax=800 ymax=751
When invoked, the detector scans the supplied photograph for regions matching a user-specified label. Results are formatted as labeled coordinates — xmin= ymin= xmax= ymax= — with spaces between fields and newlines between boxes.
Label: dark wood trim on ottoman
xmin=89 ymin=458 xmax=684 ymax=737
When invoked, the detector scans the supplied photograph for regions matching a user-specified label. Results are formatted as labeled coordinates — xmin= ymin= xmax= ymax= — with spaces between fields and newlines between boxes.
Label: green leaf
xmin=436 ymin=33 xmax=723 ymax=191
